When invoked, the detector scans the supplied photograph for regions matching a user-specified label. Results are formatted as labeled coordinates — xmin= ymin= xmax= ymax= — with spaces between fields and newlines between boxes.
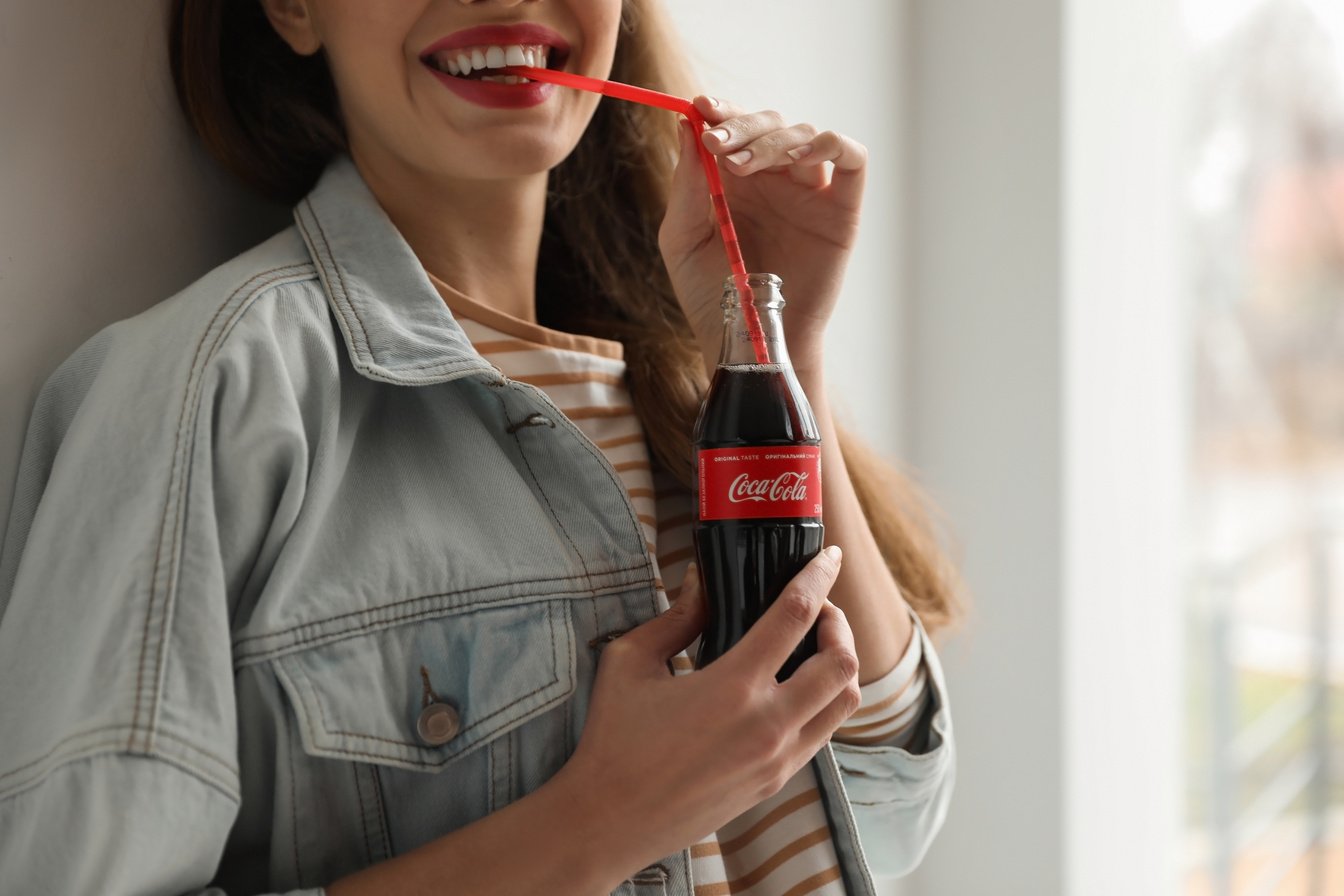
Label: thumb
xmin=622 ymin=563 xmax=707 ymax=666
xmin=659 ymin=119 xmax=716 ymax=259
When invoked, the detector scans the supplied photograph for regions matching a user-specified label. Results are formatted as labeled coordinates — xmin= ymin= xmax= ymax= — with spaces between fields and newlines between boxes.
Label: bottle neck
xmin=717 ymin=275 xmax=791 ymax=368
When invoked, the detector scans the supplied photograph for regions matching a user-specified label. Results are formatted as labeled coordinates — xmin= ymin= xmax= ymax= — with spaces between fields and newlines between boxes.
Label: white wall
xmin=902 ymin=2 xmax=1066 ymax=891
xmin=902 ymin=0 xmax=1187 ymax=893
xmin=1061 ymin=2 xmax=1186 ymax=892
xmin=0 ymin=1 xmax=287 ymax=534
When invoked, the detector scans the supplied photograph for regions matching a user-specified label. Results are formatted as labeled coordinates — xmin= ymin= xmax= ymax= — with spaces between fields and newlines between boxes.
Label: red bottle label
xmin=697 ymin=446 xmax=823 ymax=521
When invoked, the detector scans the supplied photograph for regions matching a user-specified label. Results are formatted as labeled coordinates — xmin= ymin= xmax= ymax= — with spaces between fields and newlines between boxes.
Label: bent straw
xmin=502 ymin=65 xmax=768 ymax=363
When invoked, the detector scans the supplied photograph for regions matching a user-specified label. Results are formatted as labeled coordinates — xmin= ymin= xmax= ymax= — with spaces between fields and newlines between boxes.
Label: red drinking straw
xmin=503 ymin=65 xmax=768 ymax=364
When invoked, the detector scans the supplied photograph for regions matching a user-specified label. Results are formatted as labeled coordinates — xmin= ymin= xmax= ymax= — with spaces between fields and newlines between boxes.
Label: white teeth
xmin=430 ymin=43 xmax=553 ymax=79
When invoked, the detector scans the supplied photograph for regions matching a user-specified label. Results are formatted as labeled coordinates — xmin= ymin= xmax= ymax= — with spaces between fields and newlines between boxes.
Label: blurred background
xmin=1 ymin=1 xmax=1341 ymax=894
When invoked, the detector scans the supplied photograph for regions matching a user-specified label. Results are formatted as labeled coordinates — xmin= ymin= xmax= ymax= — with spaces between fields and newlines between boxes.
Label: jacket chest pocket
xmin=269 ymin=596 xmax=578 ymax=885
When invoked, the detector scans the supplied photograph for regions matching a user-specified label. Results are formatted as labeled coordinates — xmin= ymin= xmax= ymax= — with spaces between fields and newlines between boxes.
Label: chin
xmin=442 ymin=134 xmax=579 ymax=180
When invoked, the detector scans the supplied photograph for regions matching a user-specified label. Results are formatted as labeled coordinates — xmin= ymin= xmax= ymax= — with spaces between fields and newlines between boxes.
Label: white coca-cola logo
xmin=728 ymin=471 xmax=810 ymax=503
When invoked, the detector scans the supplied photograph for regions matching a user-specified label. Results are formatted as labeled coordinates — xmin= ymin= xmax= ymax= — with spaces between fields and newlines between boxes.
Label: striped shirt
xmin=430 ymin=274 xmax=931 ymax=893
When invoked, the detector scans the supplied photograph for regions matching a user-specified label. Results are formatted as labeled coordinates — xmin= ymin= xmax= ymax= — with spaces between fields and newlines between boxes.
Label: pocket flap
xmin=274 ymin=598 xmax=576 ymax=771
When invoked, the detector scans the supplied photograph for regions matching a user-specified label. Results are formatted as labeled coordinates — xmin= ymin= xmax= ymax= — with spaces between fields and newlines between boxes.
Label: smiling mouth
xmin=421 ymin=43 xmax=568 ymax=85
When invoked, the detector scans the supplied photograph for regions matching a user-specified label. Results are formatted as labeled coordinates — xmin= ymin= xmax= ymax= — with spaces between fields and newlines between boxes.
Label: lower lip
xmin=424 ymin=64 xmax=556 ymax=109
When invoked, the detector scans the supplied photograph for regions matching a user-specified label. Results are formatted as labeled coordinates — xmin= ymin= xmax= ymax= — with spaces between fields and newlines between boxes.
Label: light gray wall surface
xmin=902 ymin=1 xmax=1066 ymax=892
xmin=0 ymin=2 xmax=287 ymax=536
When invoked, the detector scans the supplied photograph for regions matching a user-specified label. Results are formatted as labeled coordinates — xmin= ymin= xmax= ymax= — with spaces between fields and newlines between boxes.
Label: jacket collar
xmin=293 ymin=154 xmax=496 ymax=386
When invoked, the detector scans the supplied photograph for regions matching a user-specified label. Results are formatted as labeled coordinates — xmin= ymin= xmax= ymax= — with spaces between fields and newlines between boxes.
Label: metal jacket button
xmin=416 ymin=702 xmax=461 ymax=745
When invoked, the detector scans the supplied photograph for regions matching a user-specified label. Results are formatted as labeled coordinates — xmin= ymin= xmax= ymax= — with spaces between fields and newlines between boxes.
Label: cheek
xmin=313 ymin=6 xmax=419 ymax=122
xmin=323 ymin=41 xmax=416 ymax=139
xmin=587 ymin=2 xmax=624 ymax=66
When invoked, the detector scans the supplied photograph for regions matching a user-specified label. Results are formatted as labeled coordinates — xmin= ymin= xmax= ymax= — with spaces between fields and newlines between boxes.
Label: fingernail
xmin=824 ymin=545 xmax=843 ymax=563
xmin=707 ymin=95 xmax=721 ymax=107
xmin=787 ymin=144 xmax=814 ymax=161
xmin=707 ymin=127 xmax=730 ymax=143
xmin=727 ymin=149 xmax=752 ymax=166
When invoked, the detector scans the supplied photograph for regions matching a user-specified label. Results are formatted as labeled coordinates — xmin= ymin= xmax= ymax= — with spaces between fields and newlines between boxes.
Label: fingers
xmin=797 ymin=674 xmax=864 ymax=755
xmin=791 ymin=130 xmax=868 ymax=207
xmin=692 ymin=93 xmax=745 ymax=125
xmin=722 ymin=123 xmax=820 ymax=177
xmin=691 ymin=95 xmax=867 ymax=200
xmin=786 ymin=129 xmax=869 ymax=173
xmin=722 ymin=546 xmax=843 ymax=681
xmin=778 ymin=599 xmax=861 ymax=730
xmin=611 ymin=562 xmax=706 ymax=673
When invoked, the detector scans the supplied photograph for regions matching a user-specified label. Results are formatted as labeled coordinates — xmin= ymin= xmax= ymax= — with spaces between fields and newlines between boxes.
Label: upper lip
xmin=419 ymin=23 xmax=571 ymax=59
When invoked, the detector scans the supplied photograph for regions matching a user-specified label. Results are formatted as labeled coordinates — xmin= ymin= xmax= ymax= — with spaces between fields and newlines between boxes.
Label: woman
xmin=0 ymin=0 xmax=958 ymax=893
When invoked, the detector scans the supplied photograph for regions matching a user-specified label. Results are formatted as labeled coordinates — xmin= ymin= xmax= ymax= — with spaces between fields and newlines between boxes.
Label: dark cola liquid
xmin=692 ymin=363 xmax=823 ymax=681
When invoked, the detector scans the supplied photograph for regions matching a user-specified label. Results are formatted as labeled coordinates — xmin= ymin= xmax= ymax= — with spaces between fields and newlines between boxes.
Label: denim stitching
xmin=489 ymin=388 xmax=592 ymax=582
xmin=0 ymin=730 xmax=240 ymax=800
xmin=512 ymin=382 xmax=649 ymax=554
xmin=301 ymin=199 xmax=372 ymax=362
xmin=300 ymin=199 xmax=492 ymax=376
xmin=233 ymin=573 xmax=649 ymax=666
xmin=370 ymin=765 xmax=392 ymax=857
xmin=133 ymin=263 xmax=272 ymax=748
xmin=14 ymin=727 xmax=141 ymax=779
xmin=287 ymin=707 xmax=303 ymax=883
xmin=232 ymin=561 xmax=650 ymax=655
xmin=289 ymin=604 xmax=567 ymax=755
xmin=353 ymin=763 xmax=373 ymax=866
xmin=149 ymin=271 xmax=322 ymax=742
xmin=148 ymin=751 xmax=240 ymax=804
xmin=130 ymin=264 xmax=315 ymax=754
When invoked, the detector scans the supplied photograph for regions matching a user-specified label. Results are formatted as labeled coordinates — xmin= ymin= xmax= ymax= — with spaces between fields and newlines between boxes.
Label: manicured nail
xmin=706 ymin=127 xmax=730 ymax=143
xmin=824 ymin=545 xmax=843 ymax=563
xmin=727 ymin=149 xmax=752 ymax=166
xmin=788 ymin=144 xmax=814 ymax=161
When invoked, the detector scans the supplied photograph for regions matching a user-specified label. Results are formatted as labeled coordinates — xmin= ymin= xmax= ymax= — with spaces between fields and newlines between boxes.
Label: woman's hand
xmin=658 ymin=96 xmax=868 ymax=372
xmin=550 ymin=548 xmax=861 ymax=881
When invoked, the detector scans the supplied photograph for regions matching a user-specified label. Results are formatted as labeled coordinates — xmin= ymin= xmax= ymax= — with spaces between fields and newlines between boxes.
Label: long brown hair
xmin=167 ymin=0 xmax=962 ymax=631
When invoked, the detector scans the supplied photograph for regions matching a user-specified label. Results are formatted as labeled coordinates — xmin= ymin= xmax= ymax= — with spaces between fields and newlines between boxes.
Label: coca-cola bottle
xmin=692 ymin=273 xmax=823 ymax=681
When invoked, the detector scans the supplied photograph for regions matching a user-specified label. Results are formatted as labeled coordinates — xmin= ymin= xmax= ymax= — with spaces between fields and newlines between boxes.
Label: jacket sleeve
xmin=829 ymin=609 xmax=955 ymax=879
xmin=0 ymin=295 xmax=321 ymax=896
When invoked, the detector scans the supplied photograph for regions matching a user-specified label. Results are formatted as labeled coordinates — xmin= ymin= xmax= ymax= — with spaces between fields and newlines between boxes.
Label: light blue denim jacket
xmin=0 ymin=155 xmax=954 ymax=896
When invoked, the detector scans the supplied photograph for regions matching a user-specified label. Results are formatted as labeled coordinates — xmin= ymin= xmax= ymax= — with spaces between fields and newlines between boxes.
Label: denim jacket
xmin=0 ymin=155 xmax=954 ymax=896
